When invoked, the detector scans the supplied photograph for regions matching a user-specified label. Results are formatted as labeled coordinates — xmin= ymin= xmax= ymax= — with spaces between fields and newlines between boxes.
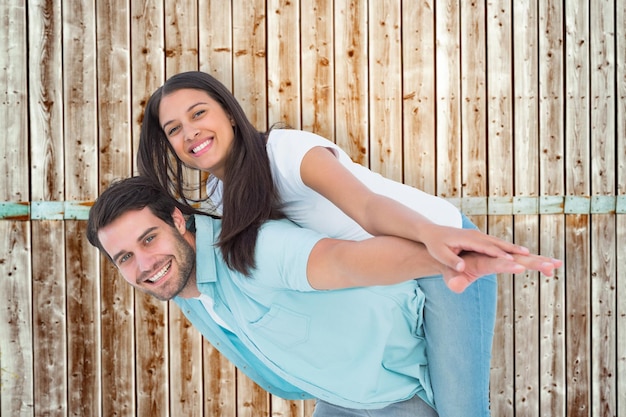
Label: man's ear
xmin=171 ymin=207 xmax=187 ymax=235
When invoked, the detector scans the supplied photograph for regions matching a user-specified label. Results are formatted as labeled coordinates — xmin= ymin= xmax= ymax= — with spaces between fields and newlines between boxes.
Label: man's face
xmin=97 ymin=207 xmax=197 ymax=300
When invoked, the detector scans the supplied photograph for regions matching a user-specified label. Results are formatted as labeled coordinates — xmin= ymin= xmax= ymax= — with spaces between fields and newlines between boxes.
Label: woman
xmin=137 ymin=71 xmax=557 ymax=416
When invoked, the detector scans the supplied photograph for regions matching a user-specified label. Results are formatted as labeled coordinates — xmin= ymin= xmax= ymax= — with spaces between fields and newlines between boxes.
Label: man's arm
xmin=306 ymin=236 xmax=561 ymax=292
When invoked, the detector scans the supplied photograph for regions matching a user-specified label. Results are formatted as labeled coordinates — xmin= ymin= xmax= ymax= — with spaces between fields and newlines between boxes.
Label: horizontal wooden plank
xmin=2 ymin=196 xmax=626 ymax=219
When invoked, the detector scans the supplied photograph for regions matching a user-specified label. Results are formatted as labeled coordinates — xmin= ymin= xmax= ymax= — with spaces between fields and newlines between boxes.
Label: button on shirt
xmin=175 ymin=215 xmax=434 ymax=410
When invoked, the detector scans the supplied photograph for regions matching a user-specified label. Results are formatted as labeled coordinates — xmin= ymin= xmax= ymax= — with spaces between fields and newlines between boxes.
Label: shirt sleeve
xmin=266 ymin=129 xmax=339 ymax=199
xmin=252 ymin=218 xmax=325 ymax=292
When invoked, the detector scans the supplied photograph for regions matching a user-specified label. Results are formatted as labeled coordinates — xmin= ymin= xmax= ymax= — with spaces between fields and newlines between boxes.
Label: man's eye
xmin=145 ymin=235 xmax=155 ymax=244
xmin=119 ymin=253 xmax=132 ymax=264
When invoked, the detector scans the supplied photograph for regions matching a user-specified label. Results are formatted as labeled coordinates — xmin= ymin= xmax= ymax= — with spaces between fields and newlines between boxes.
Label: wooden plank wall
xmin=1 ymin=0 xmax=624 ymax=416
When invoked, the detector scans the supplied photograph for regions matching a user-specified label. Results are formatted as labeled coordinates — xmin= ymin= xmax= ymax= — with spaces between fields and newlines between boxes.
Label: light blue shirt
xmin=175 ymin=215 xmax=434 ymax=409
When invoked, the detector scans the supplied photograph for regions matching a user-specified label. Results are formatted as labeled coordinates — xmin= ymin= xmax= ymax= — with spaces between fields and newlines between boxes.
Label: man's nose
xmin=136 ymin=252 xmax=156 ymax=273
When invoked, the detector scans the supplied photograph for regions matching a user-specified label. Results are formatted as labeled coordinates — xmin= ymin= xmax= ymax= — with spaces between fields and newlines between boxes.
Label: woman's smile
xmin=190 ymin=138 xmax=212 ymax=155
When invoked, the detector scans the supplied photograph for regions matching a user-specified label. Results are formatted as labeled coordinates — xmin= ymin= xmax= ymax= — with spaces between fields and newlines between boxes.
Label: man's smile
xmin=145 ymin=260 xmax=172 ymax=284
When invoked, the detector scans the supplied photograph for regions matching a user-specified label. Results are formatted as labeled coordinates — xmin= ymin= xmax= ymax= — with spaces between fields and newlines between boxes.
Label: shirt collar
xmin=193 ymin=214 xmax=221 ymax=284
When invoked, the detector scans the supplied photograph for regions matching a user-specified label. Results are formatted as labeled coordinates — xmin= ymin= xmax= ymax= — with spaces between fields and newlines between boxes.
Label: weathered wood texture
xmin=1 ymin=3 xmax=32 ymax=417
xmin=1 ymin=0 xmax=624 ymax=416
xmin=617 ymin=4 xmax=626 ymax=417
xmin=489 ymin=1 xmax=516 ymax=415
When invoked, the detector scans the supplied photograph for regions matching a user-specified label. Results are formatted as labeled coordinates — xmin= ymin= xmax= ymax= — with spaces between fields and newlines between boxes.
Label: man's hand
xmin=442 ymin=251 xmax=563 ymax=293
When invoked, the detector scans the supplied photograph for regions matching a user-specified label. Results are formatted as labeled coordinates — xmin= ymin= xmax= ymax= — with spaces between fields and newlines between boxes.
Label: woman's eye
xmin=166 ymin=126 xmax=180 ymax=136
xmin=192 ymin=109 xmax=205 ymax=119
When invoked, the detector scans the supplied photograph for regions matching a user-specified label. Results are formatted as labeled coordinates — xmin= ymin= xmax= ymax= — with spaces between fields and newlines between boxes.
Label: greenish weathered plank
xmin=0 ymin=202 xmax=30 ymax=220
xmin=0 ymin=201 xmax=92 ymax=220
xmin=1 ymin=197 xmax=624 ymax=220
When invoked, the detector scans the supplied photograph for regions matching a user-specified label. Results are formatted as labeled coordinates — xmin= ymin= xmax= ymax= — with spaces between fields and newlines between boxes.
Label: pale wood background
xmin=1 ymin=0 xmax=624 ymax=416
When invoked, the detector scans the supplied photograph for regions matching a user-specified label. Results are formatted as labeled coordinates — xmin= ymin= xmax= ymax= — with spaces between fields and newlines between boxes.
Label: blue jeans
xmin=415 ymin=215 xmax=497 ymax=416
xmin=313 ymin=395 xmax=438 ymax=417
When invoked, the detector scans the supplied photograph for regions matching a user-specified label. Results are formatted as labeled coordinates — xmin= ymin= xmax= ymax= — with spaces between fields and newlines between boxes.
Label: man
xmin=87 ymin=176 xmax=559 ymax=416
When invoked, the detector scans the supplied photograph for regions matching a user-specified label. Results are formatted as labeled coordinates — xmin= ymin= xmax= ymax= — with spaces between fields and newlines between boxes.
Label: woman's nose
xmin=185 ymin=125 xmax=200 ymax=141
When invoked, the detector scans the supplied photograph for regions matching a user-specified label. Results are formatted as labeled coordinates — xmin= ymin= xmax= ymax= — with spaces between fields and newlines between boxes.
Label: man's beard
xmin=149 ymin=230 xmax=196 ymax=301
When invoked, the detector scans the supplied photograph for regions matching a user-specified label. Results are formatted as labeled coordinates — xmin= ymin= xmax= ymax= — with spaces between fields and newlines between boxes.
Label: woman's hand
xmin=418 ymin=223 xmax=531 ymax=272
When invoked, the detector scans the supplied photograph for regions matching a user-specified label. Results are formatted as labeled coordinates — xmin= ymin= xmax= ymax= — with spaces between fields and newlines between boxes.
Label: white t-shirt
xmin=196 ymin=293 xmax=232 ymax=331
xmin=206 ymin=129 xmax=462 ymax=241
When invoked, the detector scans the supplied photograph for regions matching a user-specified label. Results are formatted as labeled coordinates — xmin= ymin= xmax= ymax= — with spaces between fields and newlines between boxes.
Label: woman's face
xmin=159 ymin=88 xmax=235 ymax=179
